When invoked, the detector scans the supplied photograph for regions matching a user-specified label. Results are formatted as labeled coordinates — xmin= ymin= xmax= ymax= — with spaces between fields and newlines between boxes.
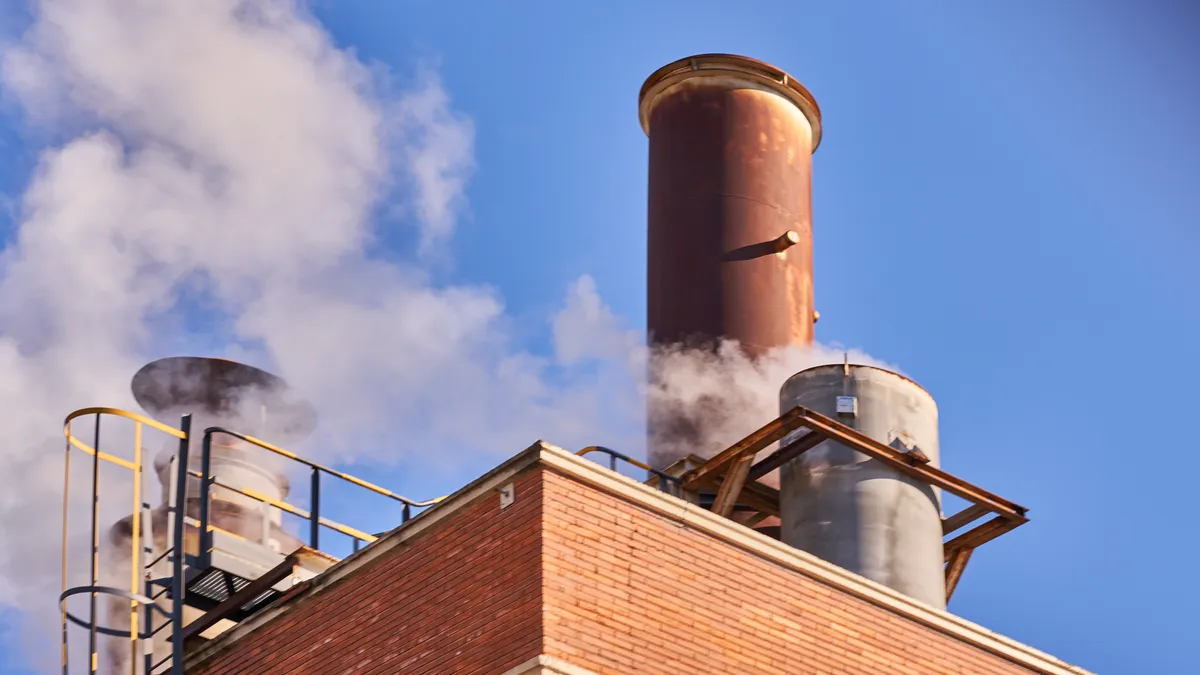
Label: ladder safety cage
xmin=60 ymin=407 xmax=444 ymax=675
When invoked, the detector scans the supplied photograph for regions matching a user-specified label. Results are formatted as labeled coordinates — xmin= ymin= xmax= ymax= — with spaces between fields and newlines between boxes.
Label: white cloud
xmin=0 ymin=0 xmax=538 ymax=669
xmin=553 ymin=274 xmax=641 ymax=368
xmin=646 ymin=340 xmax=898 ymax=469
xmin=390 ymin=65 xmax=476 ymax=256
xmin=0 ymin=2 xmax=894 ymax=671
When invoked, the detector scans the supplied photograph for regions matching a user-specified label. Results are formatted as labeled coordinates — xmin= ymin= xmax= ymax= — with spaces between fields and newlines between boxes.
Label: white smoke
xmin=0 ymin=1 xmax=892 ymax=671
xmin=0 ymin=0 xmax=630 ymax=669
xmin=647 ymin=340 xmax=898 ymax=468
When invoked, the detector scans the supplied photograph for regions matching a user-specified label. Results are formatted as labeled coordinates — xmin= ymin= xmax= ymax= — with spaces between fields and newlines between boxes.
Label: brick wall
xmin=540 ymin=468 xmax=1039 ymax=675
xmin=189 ymin=451 xmax=1067 ymax=675
xmin=191 ymin=468 xmax=544 ymax=675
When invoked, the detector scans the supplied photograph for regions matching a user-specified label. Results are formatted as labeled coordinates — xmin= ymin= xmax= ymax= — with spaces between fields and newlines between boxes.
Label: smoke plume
xmin=0 ymin=1 xmax=889 ymax=671
xmin=0 ymin=3 xmax=641 ymax=667
xmin=647 ymin=340 xmax=898 ymax=468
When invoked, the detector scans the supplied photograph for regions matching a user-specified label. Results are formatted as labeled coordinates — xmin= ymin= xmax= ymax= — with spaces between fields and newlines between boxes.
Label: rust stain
xmin=642 ymin=55 xmax=822 ymax=470
xmin=645 ymin=81 xmax=817 ymax=357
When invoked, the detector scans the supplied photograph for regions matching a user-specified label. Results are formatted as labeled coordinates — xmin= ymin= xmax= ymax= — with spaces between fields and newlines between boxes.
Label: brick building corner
xmin=185 ymin=443 xmax=1092 ymax=675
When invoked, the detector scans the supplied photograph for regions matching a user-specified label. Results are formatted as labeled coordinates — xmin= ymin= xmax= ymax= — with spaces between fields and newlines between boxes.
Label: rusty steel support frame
xmin=944 ymin=548 xmax=974 ymax=604
xmin=680 ymin=406 xmax=1029 ymax=603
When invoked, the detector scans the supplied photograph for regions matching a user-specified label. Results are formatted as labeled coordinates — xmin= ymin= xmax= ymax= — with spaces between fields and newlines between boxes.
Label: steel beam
xmin=942 ymin=504 xmax=992 ymax=535
xmin=945 ymin=547 xmax=974 ymax=603
xmin=794 ymin=407 xmax=1027 ymax=519
xmin=180 ymin=553 xmax=297 ymax=643
xmin=747 ymin=430 xmax=825 ymax=481
xmin=681 ymin=407 xmax=808 ymax=490
xmin=711 ymin=455 xmax=755 ymax=517
xmin=944 ymin=516 xmax=1023 ymax=562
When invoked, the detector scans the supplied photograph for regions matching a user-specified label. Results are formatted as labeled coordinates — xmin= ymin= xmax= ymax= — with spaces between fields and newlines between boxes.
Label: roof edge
xmin=187 ymin=441 xmax=1093 ymax=675
xmin=539 ymin=447 xmax=1093 ymax=675
xmin=184 ymin=439 xmax=553 ymax=669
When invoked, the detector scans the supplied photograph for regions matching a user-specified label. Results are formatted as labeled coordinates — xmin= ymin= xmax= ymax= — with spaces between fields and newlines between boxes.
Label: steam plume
xmin=647 ymin=340 xmax=898 ymax=468
xmin=0 ymin=3 xmax=651 ymax=667
xmin=0 ymin=2 xmax=889 ymax=671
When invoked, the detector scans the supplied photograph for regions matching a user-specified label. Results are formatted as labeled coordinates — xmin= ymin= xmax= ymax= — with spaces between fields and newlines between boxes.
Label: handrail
xmin=61 ymin=408 xmax=172 ymax=675
xmin=187 ymin=469 xmax=379 ymax=545
xmin=576 ymin=446 xmax=682 ymax=495
xmin=63 ymin=407 xmax=185 ymax=472
xmin=201 ymin=427 xmax=442 ymax=507
xmin=65 ymin=406 xmax=187 ymax=439
xmin=60 ymin=406 xmax=445 ymax=675
xmin=199 ymin=426 xmax=444 ymax=556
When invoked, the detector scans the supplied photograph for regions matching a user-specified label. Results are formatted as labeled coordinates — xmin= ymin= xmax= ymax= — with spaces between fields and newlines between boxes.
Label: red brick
xmin=190 ymin=463 xmax=1062 ymax=675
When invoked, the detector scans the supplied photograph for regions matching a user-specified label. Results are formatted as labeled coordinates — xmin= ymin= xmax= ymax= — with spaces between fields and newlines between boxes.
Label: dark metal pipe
xmin=198 ymin=431 xmax=213 ymax=567
xmin=89 ymin=414 xmax=100 ymax=674
xmin=142 ymin=574 xmax=153 ymax=675
xmin=170 ymin=414 xmax=191 ymax=675
xmin=310 ymin=468 xmax=320 ymax=549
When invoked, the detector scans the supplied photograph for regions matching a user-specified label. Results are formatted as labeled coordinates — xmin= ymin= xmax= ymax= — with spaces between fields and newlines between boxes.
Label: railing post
xmin=170 ymin=414 xmax=192 ymax=675
xmin=88 ymin=413 xmax=100 ymax=674
xmin=402 ymin=503 xmax=411 ymax=523
xmin=310 ymin=468 xmax=320 ymax=549
xmin=142 ymin=497 xmax=154 ymax=675
xmin=198 ymin=430 xmax=214 ymax=568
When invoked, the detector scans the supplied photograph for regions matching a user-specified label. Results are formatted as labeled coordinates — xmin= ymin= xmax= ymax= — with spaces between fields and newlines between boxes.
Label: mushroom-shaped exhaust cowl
xmin=132 ymin=356 xmax=317 ymax=442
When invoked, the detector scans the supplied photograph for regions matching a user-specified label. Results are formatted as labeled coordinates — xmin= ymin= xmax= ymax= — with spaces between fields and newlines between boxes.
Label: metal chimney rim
xmin=783 ymin=363 xmax=937 ymax=408
xmin=638 ymin=53 xmax=823 ymax=148
xmin=131 ymin=356 xmax=317 ymax=439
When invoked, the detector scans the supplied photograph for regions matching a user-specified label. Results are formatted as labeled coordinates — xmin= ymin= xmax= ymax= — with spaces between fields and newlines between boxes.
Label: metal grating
xmin=183 ymin=568 xmax=281 ymax=621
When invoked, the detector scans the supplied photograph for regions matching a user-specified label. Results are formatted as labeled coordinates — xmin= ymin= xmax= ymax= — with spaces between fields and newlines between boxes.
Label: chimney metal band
xmin=638 ymin=53 xmax=823 ymax=148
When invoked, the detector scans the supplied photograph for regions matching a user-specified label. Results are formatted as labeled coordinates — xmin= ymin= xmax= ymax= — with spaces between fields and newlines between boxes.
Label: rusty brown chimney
xmin=641 ymin=54 xmax=822 ymax=468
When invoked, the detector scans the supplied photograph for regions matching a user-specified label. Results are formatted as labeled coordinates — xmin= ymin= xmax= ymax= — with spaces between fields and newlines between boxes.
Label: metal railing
xmin=60 ymin=407 xmax=443 ymax=675
xmin=61 ymin=407 xmax=188 ymax=675
xmin=196 ymin=427 xmax=444 ymax=561
xmin=575 ymin=446 xmax=683 ymax=497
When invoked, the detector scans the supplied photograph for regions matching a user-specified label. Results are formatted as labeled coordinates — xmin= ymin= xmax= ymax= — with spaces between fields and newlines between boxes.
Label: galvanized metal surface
xmin=642 ymin=54 xmax=821 ymax=470
xmin=778 ymin=365 xmax=948 ymax=609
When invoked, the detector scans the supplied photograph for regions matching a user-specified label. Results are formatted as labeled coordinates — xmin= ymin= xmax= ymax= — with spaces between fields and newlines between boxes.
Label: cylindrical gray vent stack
xmin=778 ymin=364 xmax=945 ymax=609
xmin=101 ymin=357 xmax=315 ymax=672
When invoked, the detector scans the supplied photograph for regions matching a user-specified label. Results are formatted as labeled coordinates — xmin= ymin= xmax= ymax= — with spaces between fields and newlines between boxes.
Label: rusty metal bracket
xmin=943 ymin=516 xmax=1023 ymax=562
xmin=711 ymin=455 xmax=755 ymax=517
xmin=747 ymin=431 xmax=824 ymax=481
xmin=681 ymin=407 xmax=808 ymax=491
xmin=942 ymin=504 xmax=992 ymax=535
xmin=945 ymin=547 xmax=974 ymax=603
xmin=680 ymin=405 xmax=1030 ymax=605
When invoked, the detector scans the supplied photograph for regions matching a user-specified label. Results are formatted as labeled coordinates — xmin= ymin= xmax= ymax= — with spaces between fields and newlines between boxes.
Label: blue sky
xmin=2 ymin=1 xmax=1198 ymax=673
